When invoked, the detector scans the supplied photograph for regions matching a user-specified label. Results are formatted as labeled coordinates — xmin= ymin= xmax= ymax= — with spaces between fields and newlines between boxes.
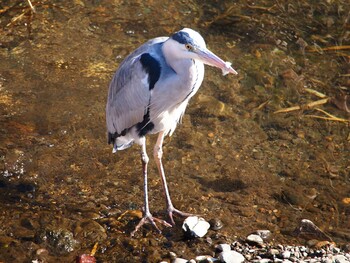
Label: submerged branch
xmin=274 ymin=98 xmax=329 ymax=114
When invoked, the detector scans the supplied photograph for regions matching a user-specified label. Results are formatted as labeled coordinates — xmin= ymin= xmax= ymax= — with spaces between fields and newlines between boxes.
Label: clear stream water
xmin=0 ymin=0 xmax=349 ymax=261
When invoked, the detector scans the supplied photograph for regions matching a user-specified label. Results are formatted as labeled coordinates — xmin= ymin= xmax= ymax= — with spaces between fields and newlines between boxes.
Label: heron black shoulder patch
xmin=171 ymin=31 xmax=193 ymax=45
xmin=137 ymin=109 xmax=154 ymax=137
xmin=140 ymin=53 xmax=161 ymax=90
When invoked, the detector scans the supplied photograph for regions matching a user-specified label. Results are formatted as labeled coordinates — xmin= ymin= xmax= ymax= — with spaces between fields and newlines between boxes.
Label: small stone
xmin=173 ymin=258 xmax=188 ymax=263
xmin=209 ymin=218 xmax=224 ymax=231
xmin=218 ymin=251 xmax=244 ymax=263
xmin=182 ymin=216 xmax=210 ymax=238
xmin=293 ymin=219 xmax=332 ymax=241
xmin=246 ymin=234 xmax=264 ymax=245
xmin=332 ymin=247 xmax=341 ymax=254
xmin=216 ymin=244 xmax=231 ymax=252
xmin=195 ymin=255 xmax=218 ymax=262
xmin=205 ymin=237 xmax=213 ymax=245
xmin=293 ymin=251 xmax=301 ymax=258
xmin=282 ymin=250 xmax=291 ymax=259
xmin=334 ymin=255 xmax=348 ymax=263
xmin=169 ymin=252 xmax=177 ymax=259
xmin=255 ymin=230 xmax=272 ymax=240
xmin=269 ymin=248 xmax=279 ymax=256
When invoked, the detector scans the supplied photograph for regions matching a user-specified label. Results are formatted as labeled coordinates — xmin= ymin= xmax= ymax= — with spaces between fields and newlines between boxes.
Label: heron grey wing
xmin=106 ymin=37 xmax=168 ymax=135
xmin=106 ymin=58 xmax=150 ymax=135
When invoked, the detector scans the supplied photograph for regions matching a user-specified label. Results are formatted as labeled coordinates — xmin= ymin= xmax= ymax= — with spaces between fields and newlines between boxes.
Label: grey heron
xmin=106 ymin=28 xmax=237 ymax=235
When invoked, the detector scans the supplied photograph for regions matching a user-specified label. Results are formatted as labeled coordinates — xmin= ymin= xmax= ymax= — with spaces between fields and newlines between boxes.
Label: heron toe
xmin=131 ymin=213 xmax=172 ymax=237
xmin=167 ymin=205 xmax=194 ymax=226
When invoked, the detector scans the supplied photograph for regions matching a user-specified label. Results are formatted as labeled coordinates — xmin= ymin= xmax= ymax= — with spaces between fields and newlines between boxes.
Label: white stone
xmin=269 ymin=248 xmax=279 ymax=255
xmin=246 ymin=234 xmax=264 ymax=245
xmin=219 ymin=250 xmax=244 ymax=263
xmin=334 ymin=255 xmax=349 ymax=263
xmin=257 ymin=259 xmax=271 ymax=263
xmin=255 ymin=229 xmax=271 ymax=240
xmin=182 ymin=216 xmax=210 ymax=238
xmin=195 ymin=255 xmax=218 ymax=262
xmin=172 ymin=258 xmax=188 ymax=263
xmin=323 ymin=258 xmax=333 ymax=263
xmin=282 ymin=250 xmax=291 ymax=259
xmin=216 ymin=243 xmax=231 ymax=252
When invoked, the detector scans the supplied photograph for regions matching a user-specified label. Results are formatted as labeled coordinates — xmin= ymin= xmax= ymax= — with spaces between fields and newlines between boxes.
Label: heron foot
xmin=167 ymin=206 xmax=194 ymax=225
xmin=131 ymin=212 xmax=172 ymax=237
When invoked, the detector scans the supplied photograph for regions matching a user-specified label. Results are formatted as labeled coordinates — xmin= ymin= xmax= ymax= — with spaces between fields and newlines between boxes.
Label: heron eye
xmin=185 ymin=44 xmax=193 ymax=51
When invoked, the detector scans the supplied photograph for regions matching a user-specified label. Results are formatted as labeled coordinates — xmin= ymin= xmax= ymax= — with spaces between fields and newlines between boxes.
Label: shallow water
xmin=0 ymin=0 xmax=349 ymax=262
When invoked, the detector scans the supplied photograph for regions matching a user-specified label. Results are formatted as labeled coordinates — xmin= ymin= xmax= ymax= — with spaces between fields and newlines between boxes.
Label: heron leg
xmin=131 ymin=137 xmax=171 ymax=236
xmin=154 ymin=132 xmax=193 ymax=225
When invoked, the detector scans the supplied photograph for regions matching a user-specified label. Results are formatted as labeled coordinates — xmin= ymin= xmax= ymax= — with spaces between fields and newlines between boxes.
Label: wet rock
xmin=216 ymin=243 xmax=231 ymax=252
xmin=37 ymin=228 xmax=78 ymax=255
xmin=209 ymin=218 xmax=224 ymax=231
xmin=12 ymin=226 xmax=35 ymax=240
xmin=35 ymin=248 xmax=50 ymax=262
xmin=255 ymin=230 xmax=272 ymax=240
xmin=246 ymin=234 xmax=264 ymax=246
xmin=280 ymin=188 xmax=308 ymax=206
xmin=182 ymin=216 xmax=210 ymax=238
xmin=74 ymin=220 xmax=107 ymax=242
xmin=173 ymin=258 xmax=189 ymax=263
xmin=195 ymin=255 xmax=219 ymax=262
xmin=21 ymin=217 xmax=39 ymax=230
xmin=293 ymin=219 xmax=332 ymax=241
xmin=333 ymin=255 xmax=349 ymax=263
xmin=282 ymin=250 xmax=291 ymax=259
xmin=269 ymin=248 xmax=279 ymax=256
xmin=218 ymin=250 xmax=244 ymax=263
xmin=84 ymin=212 xmax=102 ymax=220
xmin=169 ymin=251 xmax=177 ymax=259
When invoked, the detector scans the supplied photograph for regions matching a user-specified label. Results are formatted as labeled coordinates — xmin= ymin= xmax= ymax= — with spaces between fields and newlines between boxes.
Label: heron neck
xmin=162 ymin=41 xmax=193 ymax=75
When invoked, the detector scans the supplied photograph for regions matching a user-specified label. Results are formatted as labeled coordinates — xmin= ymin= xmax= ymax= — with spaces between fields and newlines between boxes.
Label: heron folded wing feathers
xmin=106 ymin=58 xmax=151 ymax=135
xmin=106 ymin=37 xmax=170 ymax=137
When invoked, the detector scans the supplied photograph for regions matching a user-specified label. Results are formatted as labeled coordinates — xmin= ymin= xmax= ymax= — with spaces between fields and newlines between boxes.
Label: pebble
xmin=182 ymin=216 xmax=210 ymax=238
xmin=195 ymin=255 xmax=219 ymax=262
xmin=269 ymin=248 xmax=280 ymax=256
xmin=172 ymin=258 xmax=188 ymax=263
xmin=282 ymin=250 xmax=291 ymax=259
xmin=209 ymin=218 xmax=224 ymax=231
xmin=161 ymin=231 xmax=350 ymax=263
xmin=334 ymin=254 xmax=349 ymax=263
xmin=255 ymin=230 xmax=272 ymax=240
xmin=219 ymin=251 xmax=245 ymax=263
xmin=216 ymin=244 xmax=231 ymax=252
xmin=246 ymin=234 xmax=264 ymax=246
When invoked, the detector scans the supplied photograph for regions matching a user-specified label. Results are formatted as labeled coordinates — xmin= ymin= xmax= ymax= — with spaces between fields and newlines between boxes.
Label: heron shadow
xmin=193 ymin=175 xmax=247 ymax=193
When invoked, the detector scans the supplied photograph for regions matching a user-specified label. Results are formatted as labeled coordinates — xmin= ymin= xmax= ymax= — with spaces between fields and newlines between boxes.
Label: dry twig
xmin=274 ymin=88 xmax=349 ymax=123
xmin=27 ymin=0 xmax=36 ymax=13
xmin=274 ymin=98 xmax=329 ymax=114
xmin=305 ymin=108 xmax=349 ymax=123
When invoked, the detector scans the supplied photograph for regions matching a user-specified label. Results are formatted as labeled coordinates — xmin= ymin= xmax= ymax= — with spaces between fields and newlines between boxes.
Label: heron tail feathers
xmin=112 ymin=140 xmax=134 ymax=153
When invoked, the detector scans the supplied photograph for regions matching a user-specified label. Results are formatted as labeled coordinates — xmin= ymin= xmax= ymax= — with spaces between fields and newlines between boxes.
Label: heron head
xmin=168 ymin=28 xmax=237 ymax=75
